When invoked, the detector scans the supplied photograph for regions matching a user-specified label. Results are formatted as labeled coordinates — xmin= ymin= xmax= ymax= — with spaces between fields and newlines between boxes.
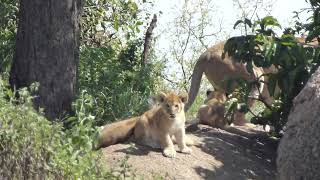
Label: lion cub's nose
xmin=169 ymin=113 xmax=176 ymax=118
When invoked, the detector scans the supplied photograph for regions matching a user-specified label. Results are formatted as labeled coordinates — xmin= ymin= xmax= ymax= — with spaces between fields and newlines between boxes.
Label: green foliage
xmin=0 ymin=0 xmax=160 ymax=178
xmin=185 ymin=94 xmax=206 ymax=121
xmin=0 ymin=0 xmax=160 ymax=124
xmin=81 ymin=0 xmax=147 ymax=47
xmin=0 ymin=78 xmax=114 ymax=179
xmin=224 ymin=2 xmax=320 ymax=135
xmin=78 ymin=40 xmax=159 ymax=126
xmin=300 ymin=0 xmax=320 ymax=42
xmin=0 ymin=0 xmax=18 ymax=77
xmin=78 ymin=0 xmax=160 ymax=126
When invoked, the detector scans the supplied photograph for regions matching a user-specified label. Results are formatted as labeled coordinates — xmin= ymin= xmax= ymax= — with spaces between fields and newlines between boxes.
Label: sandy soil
xmin=102 ymin=124 xmax=278 ymax=180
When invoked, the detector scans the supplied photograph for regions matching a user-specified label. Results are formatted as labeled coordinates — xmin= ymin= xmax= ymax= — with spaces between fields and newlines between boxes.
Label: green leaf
xmin=136 ymin=21 xmax=143 ymax=26
xmin=253 ymin=55 xmax=265 ymax=67
xmin=233 ymin=18 xmax=252 ymax=29
xmin=233 ymin=20 xmax=243 ymax=29
xmin=281 ymin=76 xmax=290 ymax=93
xmin=225 ymin=77 xmax=235 ymax=94
xmin=268 ymin=74 xmax=277 ymax=96
xmin=246 ymin=62 xmax=254 ymax=73
xmin=261 ymin=16 xmax=281 ymax=28
xmin=244 ymin=18 xmax=252 ymax=28
xmin=264 ymin=40 xmax=275 ymax=64
xmin=238 ymin=103 xmax=249 ymax=113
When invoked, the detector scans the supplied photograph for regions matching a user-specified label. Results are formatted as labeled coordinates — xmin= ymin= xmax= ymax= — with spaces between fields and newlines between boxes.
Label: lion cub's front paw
xmin=180 ymin=147 xmax=192 ymax=154
xmin=163 ymin=148 xmax=176 ymax=158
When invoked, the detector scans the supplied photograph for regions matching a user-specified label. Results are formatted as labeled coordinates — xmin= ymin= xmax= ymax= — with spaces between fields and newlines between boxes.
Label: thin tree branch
xmin=141 ymin=14 xmax=157 ymax=67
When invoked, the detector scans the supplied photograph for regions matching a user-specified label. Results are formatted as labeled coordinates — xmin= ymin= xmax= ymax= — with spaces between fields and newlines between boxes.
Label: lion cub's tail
xmin=95 ymin=117 xmax=138 ymax=149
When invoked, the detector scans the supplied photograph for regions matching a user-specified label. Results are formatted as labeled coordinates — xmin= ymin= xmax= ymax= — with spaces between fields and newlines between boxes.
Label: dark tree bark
xmin=10 ymin=0 xmax=82 ymax=121
xmin=277 ymin=66 xmax=320 ymax=180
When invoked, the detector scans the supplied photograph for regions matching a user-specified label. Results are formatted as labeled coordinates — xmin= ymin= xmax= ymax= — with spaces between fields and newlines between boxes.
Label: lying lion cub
xmin=197 ymin=90 xmax=257 ymax=136
xmin=96 ymin=92 xmax=192 ymax=158
xmin=198 ymin=90 xmax=227 ymax=128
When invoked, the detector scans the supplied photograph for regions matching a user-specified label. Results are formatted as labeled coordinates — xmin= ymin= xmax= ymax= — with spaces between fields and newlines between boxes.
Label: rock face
xmin=277 ymin=67 xmax=320 ymax=180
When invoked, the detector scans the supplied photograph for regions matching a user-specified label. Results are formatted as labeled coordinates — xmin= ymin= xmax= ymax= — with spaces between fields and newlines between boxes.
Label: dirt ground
xmin=102 ymin=124 xmax=278 ymax=180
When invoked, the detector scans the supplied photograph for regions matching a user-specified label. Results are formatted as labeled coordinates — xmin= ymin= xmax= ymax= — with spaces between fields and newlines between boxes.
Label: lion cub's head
xmin=198 ymin=89 xmax=227 ymax=127
xmin=204 ymin=89 xmax=227 ymax=104
xmin=157 ymin=92 xmax=188 ymax=118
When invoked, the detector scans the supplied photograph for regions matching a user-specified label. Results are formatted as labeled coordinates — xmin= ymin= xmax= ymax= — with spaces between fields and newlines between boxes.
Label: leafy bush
xmin=0 ymin=0 xmax=18 ymax=77
xmin=78 ymin=0 xmax=161 ymax=126
xmin=81 ymin=0 xmax=145 ymax=47
xmin=185 ymin=93 xmax=206 ymax=121
xmin=0 ymin=0 xmax=160 ymax=127
xmin=223 ymin=2 xmax=320 ymax=135
xmin=0 ymin=78 xmax=114 ymax=179
xmin=0 ymin=0 xmax=160 ymax=178
xmin=78 ymin=40 xmax=160 ymax=126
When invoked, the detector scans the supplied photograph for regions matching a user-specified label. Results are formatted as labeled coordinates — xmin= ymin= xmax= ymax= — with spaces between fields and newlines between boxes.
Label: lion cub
xmin=197 ymin=90 xmax=258 ymax=136
xmin=134 ymin=92 xmax=191 ymax=157
xmin=96 ymin=92 xmax=192 ymax=158
xmin=198 ymin=90 xmax=227 ymax=128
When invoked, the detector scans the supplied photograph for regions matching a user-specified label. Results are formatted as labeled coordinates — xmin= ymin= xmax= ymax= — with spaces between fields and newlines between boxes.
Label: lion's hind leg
xmin=133 ymin=123 xmax=161 ymax=149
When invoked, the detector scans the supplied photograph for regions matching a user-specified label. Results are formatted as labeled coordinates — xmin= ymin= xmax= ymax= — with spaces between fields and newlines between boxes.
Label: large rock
xmin=277 ymin=67 xmax=320 ymax=180
xmin=103 ymin=124 xmax=277 ymax=179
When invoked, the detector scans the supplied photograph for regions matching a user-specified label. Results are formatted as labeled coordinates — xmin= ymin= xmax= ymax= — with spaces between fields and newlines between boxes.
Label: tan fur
xmin=198 ymin=90 xmax=227 ymax=128
xmin=185 ymin=41 xmax=273 ymax=125
xmin=97 ymin=117 xmax=138 ymax=149
xmin=198 ymin=90 xmax=257 ymax=137
xmin=96 ymin=92 xmax=192 ymax=158
xmin=186 ymin=38 xmax=317 ymax=125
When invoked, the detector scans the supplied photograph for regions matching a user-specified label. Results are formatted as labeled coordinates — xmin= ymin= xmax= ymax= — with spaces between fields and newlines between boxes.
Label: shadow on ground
xmin=189 ymin=124 xmax=278 ymax=179
xmin=102 ymin=124 xmax=278 ymax=180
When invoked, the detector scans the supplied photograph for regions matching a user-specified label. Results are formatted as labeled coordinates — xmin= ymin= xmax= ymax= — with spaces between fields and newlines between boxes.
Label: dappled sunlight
xmin=102 ymin=124 xmax=277 ymax=179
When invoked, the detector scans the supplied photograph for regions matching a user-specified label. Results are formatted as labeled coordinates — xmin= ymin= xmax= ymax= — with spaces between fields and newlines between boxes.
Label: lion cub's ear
xmin=157 ymin=92 xmax=167 ymax=103
xmin=206 ymin=90 xmax=213 ymax=97
xmin=179 ymin=93 xmax=188 ymax=103
xmin=216 ymin=91 xmax=227 ymax=102
xmin=148 ymin=95 xmax=158 ymax=107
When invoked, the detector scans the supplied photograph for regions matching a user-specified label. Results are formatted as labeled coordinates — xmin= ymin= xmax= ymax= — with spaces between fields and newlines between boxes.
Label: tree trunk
xmin=10 ymin=0 xmax=82 ymax=121
xmin=277 ymin=66 xmax=320 ymax=180
xmin=141 ymin=14 xmax=157 ymax=67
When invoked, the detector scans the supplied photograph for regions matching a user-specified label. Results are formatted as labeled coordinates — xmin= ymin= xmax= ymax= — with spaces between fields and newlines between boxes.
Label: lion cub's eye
xmin=166 ymin=104 xmax=170 ymax=108
xmin=175 ymin=104 xmax=179 ymax=108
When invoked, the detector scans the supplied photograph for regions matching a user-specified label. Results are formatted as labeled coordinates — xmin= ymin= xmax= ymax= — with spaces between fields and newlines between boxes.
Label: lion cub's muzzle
xmin=169 ymin=113 xmax=176 ymax=118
